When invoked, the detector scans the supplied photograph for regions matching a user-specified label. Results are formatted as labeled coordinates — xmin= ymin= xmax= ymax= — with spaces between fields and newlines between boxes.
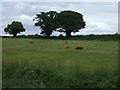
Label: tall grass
xmin=2 ymin=38 xmax=118 ymax=88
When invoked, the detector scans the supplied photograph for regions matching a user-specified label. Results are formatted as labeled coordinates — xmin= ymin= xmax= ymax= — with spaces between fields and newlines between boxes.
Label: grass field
xmin=2 ymin=38 xmax=118 ymax=88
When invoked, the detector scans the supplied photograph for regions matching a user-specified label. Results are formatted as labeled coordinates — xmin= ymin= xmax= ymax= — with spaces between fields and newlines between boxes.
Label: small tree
xmin=56 ymin=10 xmax=86 ymax=37
xmin=33 ymin=11 xmax=58 ymax=37
xmin=4 ymin=21 xmax=25 ymax=37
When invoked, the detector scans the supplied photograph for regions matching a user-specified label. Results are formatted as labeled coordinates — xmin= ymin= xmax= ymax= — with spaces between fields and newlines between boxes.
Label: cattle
xmin=75 ymin=46 xmax=84 ymax=50
xmin=64 ymin=46 xmax=70 ymax=48
xmin=30 ymin=41 xmax=34 ymax=43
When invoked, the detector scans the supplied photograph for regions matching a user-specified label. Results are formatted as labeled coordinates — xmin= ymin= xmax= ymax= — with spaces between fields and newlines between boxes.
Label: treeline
xmin=4 ymin=10 xmax=86 ymax=37
xmin=2 ymin=34 xmax=120 ymax=41
xmin=3 ymin=10 xmax=118 ymax=40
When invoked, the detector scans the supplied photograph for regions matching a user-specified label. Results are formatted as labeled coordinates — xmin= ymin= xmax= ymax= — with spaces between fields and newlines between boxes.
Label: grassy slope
xmin=2 ymin=38 xmax=118 ymax=88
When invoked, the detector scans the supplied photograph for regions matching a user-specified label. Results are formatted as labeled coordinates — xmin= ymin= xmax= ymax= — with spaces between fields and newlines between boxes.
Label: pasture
xmin=2 ymin=38 xmax=118 ymax=88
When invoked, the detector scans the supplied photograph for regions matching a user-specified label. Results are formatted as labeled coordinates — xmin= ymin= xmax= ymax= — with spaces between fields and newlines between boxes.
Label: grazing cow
xmin=75 ymin=46 xmax=83 ymax=50
xmin=30 ymin=41 xmax=34 ymax=43
xmin=64 ymin=46 xmax=69 ymax=48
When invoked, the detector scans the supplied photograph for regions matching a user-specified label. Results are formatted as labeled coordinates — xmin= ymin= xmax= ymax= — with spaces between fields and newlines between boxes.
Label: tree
xmin=33 ymin=11 xmax=58 ymax=37
xmin=4 ymin=21 xmax=25 ymax=37
xmin=56 ymin=10 xmax=86 ymax=37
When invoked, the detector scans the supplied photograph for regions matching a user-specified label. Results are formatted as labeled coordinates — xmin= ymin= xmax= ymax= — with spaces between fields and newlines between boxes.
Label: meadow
xmin=2 ymin=38 xmax=118 ymax=88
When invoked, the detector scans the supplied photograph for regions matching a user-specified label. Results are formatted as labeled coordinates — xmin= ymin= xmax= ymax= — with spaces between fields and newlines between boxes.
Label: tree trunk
xmin=46 ymin=30 xmax=52 ymax=38
xmin=66 ymin=31 xmax=71 ymax=37
xmin=13 ymin=33 xmax=17 ymax=37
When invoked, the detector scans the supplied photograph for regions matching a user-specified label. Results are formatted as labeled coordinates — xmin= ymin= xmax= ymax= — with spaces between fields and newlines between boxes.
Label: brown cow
xmin=64 ymin=46 xmax=70 ymax=48
xmin=30 ymin=41 xmax=34 ymax=43
xmin=75 ymin=46 xmax=84 ymax=50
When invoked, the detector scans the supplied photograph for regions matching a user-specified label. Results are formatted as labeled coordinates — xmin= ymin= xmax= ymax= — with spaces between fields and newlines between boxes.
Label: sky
xmin=0 ymin=2 xmax=118 ymax=36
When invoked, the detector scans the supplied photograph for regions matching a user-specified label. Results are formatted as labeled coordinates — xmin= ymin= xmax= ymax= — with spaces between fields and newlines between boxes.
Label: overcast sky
xmin=0 ymin=2 xmax=118 ymax=36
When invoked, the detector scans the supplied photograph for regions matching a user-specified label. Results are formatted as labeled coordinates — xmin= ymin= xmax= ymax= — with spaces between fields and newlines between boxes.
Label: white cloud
xmin=14 ymin=3 xmax=24 ymax=10
xmin=22 ymin=29 xmax=39 ymax=35
xmin=31 ymin=5 xmax=49 ymax=11
xmin=11 ymin=14 xmax=35 ymax=25
xmin=1 ymin=0 xmax=119 ymax=2
xmin=87 ymin=22 xmax=110 ymax=30
xmin=0 ymin=4 xmax=2 ymax=35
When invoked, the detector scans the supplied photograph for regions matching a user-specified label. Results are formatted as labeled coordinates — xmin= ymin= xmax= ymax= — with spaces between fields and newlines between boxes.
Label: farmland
xmin=2 ymin=38 xmax=118 ymax=88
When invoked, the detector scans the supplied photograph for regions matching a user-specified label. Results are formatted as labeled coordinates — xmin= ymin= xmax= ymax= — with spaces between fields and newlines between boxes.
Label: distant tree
xmin=56 ymin=10 xmax=86 ymax=37
xmin=4 ymin=21 xmax=25 ymax=37
xmin=33 ymin=11 xmax=58 ymax=37
xmin=115 ymin=32 xmax=118 ymax=35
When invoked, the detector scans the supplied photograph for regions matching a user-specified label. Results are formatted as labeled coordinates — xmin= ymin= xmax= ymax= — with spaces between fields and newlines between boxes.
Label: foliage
xmin=56 ymin=10 xmax=86 ymax=37
xmin=33 ymin=10 xmax=86 ymax=37
xmin=33 ymin=11 xmax=58 ymax=37
xmin=2 ymin=64 xmax=118 ymax=88
xmin=4 ymin=21 xmax=25 ymax=37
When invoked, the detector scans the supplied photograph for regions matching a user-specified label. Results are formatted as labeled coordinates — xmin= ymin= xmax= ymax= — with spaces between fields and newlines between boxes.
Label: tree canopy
xmin=4 ymin=21 xmax=25 ymax=37
xmin=56 ymin=10 xmax=86 ymax=37
xmin=4 ymin=10 xmax=86 ymax=37
xmin=34 ymin=10 xmax=86 ymax=37
xmin=33 ymin=11 xmax=58 ymax=37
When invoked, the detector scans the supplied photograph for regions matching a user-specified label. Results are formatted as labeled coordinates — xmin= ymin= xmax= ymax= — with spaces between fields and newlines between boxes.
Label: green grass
xmin=2 ymin=38 xmax=118 ymax=88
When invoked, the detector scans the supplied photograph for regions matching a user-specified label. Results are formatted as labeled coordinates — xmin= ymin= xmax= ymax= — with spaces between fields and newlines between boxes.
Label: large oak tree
xmin=33 ymin=11 xmax=58 ymax=37
xmin=56 ymin=10 xmax=86 ymax=37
